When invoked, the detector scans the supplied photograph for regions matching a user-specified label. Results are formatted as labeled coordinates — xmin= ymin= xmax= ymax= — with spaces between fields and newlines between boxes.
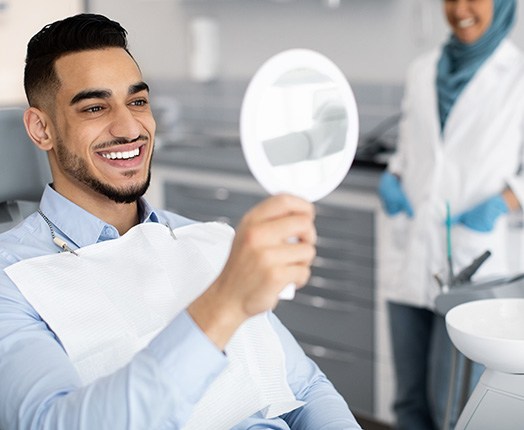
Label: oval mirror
xmin=240 ymin=49 xmax=359 ymax=203
xmin=240 ymin=49 xmax=359 ymax=299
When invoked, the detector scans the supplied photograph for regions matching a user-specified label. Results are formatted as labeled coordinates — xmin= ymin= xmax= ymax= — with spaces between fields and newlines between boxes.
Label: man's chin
xmin=104 ymin=185 xmax=150 ymax=204
xmin=90 ymin=176 xmax=151 ymax=204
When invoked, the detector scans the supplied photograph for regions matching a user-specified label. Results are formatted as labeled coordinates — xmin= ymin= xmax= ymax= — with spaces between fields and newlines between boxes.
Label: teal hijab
xmin=437 ymin=0 xmax=516 ymax=131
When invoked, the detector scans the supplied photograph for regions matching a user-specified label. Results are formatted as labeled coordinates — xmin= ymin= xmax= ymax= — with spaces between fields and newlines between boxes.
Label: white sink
xmin=446 ymin=298 xmax=524 ymax=374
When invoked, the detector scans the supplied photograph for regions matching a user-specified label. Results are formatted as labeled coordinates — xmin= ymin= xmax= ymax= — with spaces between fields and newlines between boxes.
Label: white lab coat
xmin=382 ymin=40 xmax=524 ymax=309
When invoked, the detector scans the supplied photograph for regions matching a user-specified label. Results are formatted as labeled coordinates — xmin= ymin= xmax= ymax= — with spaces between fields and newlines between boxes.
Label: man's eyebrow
xmin=69 ymin=82 xmax=149 ymax=106
xmin=70 ymin=89 xmax=112 ymax=105
xmin=129 ymin=81 xmax=149 ymax=95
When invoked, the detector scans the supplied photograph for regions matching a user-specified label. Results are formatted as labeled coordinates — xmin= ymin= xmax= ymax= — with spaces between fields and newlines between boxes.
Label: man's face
xmin=49 ymin=47 xmax=156 ymax=204
xmin=444 ymin=0 xmax=494 ymax=44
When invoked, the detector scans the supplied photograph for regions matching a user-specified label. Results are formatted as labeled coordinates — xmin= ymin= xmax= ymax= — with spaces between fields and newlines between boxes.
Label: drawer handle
xmin=214 ymin=187 xmax=230 ymax=200
xmin=294 ymin=292 xmax=358 ymax=312
xmin=309 ymin=275 xmax=346 ymax=293
xmin=301 ymin=342 xmax=356 ymax=364
xmin=313 ymin=256 xmax=367 ymax=271
xmin=308 ymin=276 xmax=370 ymax=296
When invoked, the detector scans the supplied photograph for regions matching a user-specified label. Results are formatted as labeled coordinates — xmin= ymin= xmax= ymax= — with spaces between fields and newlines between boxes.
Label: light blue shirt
xmin=0 ymin=185 xmax=361 ymax=429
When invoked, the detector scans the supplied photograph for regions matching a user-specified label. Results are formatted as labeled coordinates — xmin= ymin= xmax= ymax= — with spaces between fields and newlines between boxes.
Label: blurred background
xmin=4 ymin=1 xmax=524 ymax=428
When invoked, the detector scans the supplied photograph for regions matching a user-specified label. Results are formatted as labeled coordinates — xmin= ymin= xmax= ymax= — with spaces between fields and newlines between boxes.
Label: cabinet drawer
xmin=316 ymin=205 xmax=374 ymax=239
xmin=317 ymin=236 xmax=374 ymax=264
xmin=275 ymin=291 xmax=374 ymax=353
xmin=308 ymin=275 xmax=373 ymax=302
xmin=300 ymin=340 xmax=374 ymax=416
xmin=164 ymin=182 xmax=261 ymax=224
xmin=312 ymin=260 xmax=374 ymax=302
xmin=314 ymin=253 xmax=373 ymax=279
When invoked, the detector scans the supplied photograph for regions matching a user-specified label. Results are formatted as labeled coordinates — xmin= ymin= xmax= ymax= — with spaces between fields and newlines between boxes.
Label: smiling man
xmin=24 ymin=44 xmax=156 ymax=231
xmin=0 ymin=13 xmax=361 ymax=430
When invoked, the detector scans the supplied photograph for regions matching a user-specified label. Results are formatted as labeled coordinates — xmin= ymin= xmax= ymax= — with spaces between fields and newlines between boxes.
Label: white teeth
xmin=102 ymin=148 xmax=140 ymax=160
xmin=458 ymin=18 xmax=475 ymax=29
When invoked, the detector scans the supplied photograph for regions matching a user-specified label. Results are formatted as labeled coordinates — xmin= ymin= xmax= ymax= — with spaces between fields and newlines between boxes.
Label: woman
xmin=378 ymin=1 xmax=524 ymax=429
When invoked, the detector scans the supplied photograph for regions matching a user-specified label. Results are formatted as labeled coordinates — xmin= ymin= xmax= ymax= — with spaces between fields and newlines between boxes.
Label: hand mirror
xmin=240 ymin=49 xmax=359 ymax=298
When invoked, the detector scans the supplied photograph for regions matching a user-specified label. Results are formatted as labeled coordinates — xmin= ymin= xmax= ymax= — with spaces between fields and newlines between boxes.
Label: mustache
xmin=94 ymin=135 xmax=149 ymax=151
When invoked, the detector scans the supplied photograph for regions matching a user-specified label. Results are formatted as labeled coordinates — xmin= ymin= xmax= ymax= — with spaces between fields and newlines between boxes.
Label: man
xmin=0 ymin=13 xmax=361 ymax=429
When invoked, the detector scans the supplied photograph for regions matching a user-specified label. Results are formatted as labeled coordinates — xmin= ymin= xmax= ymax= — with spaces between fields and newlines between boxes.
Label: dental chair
xmin=0 ymin=107 xmax=51 ymax=234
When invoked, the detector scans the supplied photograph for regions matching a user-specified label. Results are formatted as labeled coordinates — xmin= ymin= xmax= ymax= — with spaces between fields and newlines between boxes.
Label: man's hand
xmin=188 ymin=194 xmax=317 ymax=349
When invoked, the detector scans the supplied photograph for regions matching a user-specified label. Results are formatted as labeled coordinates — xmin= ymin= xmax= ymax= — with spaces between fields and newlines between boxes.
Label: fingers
xmin=379 ymin=175 xmax=414 ymax=218
xmin=402 ymin=196 xmax=414 ymax=218
xmin=243 ymin=193 xmax=315 ymax=225
xmin=225 ymin=194 xmax=316 ymax=301
xmin=254 ymin=240 xmax=316 ymax=279
xmin=269 ymin=244 xmax=316 ymax=288
xmin=244 ymin=212 xmax=317 ymax=246
xmin=235 ymin=194 xmax=316 ymax=277
xmin=238 ymin=194 xmax=316 ymax=248
xmin=188 ymin=194 xmax=317 ymax=350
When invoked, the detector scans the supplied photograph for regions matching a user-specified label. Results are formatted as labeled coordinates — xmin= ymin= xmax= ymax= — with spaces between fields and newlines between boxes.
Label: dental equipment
xmin=446 ymin=201 xmax=454 ymax=286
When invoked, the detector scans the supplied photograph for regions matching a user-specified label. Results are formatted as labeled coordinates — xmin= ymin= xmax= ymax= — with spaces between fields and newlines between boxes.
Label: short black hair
xmin=24 ymin=13 xmax=130 ymax=108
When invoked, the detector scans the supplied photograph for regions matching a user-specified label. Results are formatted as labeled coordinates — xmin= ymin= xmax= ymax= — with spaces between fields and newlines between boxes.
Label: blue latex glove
xmin=378 ymin=171 xmax=414 ymax=217
xmin=450 ymin=194 xmax=508 ymax=232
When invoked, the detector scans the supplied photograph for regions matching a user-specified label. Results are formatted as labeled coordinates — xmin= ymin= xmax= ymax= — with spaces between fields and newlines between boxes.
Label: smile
xmin=458 ymin=18 xmax=475 ymax=29
xmin=101 ymin=147 xmax=140 ymax=160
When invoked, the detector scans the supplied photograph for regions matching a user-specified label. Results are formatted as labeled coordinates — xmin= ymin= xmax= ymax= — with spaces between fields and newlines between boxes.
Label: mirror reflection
xmin=259 ymin=69 xmax=348 ymax=169
xmin=241 ymin=49 xmax=358 ymax=203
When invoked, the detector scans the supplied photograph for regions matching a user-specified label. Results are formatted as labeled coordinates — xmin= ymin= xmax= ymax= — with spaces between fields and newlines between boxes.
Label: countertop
xmin=153 ymin=137 xmax=384 ymax=194
xmin=150 ymin=78 xmax=398 ymax=177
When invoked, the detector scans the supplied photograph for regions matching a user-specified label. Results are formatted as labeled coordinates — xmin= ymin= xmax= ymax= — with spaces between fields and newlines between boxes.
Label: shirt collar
xmin=38 ymin=185 xmax=163 ymax=248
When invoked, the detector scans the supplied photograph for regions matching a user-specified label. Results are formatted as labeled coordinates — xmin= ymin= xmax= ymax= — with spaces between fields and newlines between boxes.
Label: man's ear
xmin=23 ymin=107 xmax=53 ymax=151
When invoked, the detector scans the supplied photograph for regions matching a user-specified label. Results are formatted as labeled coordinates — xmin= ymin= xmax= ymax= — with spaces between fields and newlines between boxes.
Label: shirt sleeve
xmin=267 ymin=312 xmax=362 ymax=429
xmin=0 ymin=272 xmax=226 ymax=430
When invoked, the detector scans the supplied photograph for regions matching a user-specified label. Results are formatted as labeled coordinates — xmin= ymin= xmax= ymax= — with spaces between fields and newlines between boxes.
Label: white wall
xmin=5 ymin=0 xmax=524 ymax=103
xmin=4 ymin=1 xmax=524 ymax=101
xmin=0 ymin=0 xmax=83 ymax=106
xmin=87 ymin=0 xmax=524 ymax=86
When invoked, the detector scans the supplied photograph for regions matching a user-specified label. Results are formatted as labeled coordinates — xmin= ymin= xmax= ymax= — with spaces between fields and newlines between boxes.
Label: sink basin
xmin=446 ymin=298 xmax=524 ymax=374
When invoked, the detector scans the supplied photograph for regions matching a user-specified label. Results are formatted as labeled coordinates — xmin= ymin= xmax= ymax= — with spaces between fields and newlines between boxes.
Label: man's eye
xmin=131 ymin=99 xmax=148 ymax=107
xmin=85 ymin=106 xmax=103 ymax=113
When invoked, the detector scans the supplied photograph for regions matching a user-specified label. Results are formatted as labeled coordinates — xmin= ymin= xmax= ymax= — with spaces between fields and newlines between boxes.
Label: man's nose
xmin=109 ymin=106 xmax=142 ymax=140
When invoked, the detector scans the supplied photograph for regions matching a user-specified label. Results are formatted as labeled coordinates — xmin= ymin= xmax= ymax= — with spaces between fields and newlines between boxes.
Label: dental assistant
xmin=378 ymin=1 xmax=524 ymax=429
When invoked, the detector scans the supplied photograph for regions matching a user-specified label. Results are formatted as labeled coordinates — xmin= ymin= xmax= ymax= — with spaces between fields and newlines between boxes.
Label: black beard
xmin=55 ymin=136 xmax=153 ymax=204
xmin=81 ymin=169 xmax=152 ymax=204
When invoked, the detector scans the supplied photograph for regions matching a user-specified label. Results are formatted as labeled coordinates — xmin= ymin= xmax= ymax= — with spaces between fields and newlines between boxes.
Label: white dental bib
xmin=5 ymin=222 xmax=303 ymax=429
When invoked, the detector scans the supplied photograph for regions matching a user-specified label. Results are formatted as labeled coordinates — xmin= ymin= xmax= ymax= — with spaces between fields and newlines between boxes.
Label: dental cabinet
xmin=146 ymin=142 xmax=391 ymax=421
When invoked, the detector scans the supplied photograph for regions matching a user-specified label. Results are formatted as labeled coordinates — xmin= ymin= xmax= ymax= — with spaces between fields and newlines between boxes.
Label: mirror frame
xmin=240 ymin=49 xmax=359 ymax=202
